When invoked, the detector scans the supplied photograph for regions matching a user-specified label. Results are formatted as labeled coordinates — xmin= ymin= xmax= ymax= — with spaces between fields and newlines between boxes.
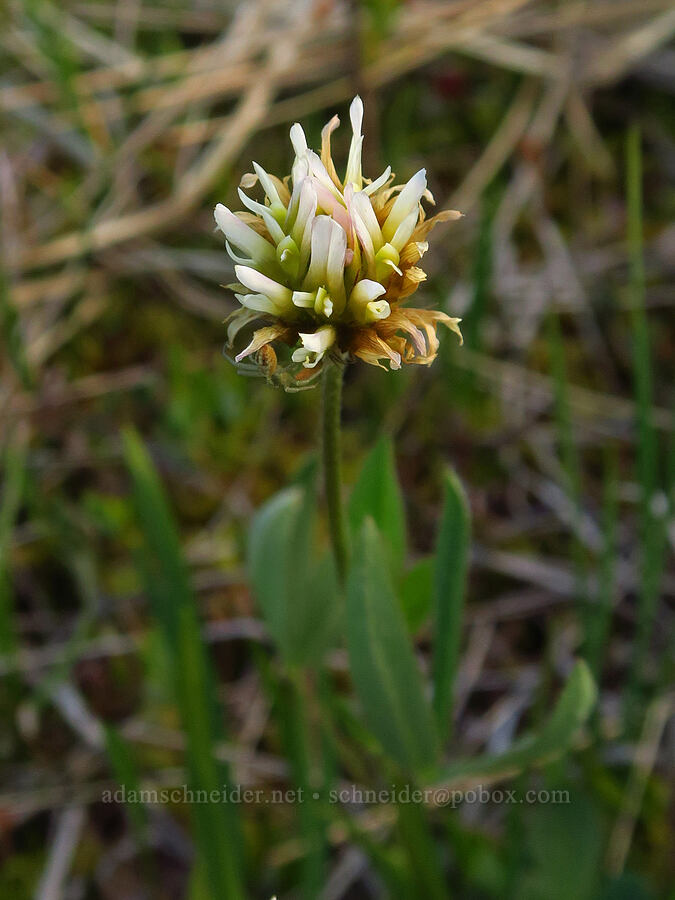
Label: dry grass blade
xmin=34 ymin=806 xmax=86 ymax=900
xmin=606 ymin=695 xmax=672 ymax=875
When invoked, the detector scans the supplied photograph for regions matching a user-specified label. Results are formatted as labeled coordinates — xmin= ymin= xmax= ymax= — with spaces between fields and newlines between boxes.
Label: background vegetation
xmin=1 ymin=0 xmax=673 ymax=897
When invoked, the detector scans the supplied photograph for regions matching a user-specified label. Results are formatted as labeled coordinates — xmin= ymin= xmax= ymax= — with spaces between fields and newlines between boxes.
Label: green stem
xmin=322 ymin=359 xmax=348 ymax=585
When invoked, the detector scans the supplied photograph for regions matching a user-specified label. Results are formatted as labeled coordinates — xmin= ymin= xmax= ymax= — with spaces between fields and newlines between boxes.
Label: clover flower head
xmin=216 ymin=96 xmax=463 ymax=390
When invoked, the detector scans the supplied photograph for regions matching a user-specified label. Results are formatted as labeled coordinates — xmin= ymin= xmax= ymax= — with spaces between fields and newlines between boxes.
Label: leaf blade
xmin=248 ymin=486 xmax=339 ymax=665
xmin=348 ymin=436 xmax=407 ymax=573
xmin=432 ymin=468 xmax=470 ymax=739
xmin=433 ymin=660 xmax=596 ymax=788
xmin=346 ymin=518 xmax=437 ymax=774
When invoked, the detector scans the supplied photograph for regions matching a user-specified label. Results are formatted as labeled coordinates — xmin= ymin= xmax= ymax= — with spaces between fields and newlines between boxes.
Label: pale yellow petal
xmin=410 ymin=209 xmax=462 ymax=243
xmin=234 ymin=323 xmax=295 ymax=363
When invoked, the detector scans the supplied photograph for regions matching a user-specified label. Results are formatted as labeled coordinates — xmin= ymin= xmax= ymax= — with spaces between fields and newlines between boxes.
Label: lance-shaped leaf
xmin=400 ymin=556 xmax=434 ymax=633
xmin=432 ymin=468 xmax=471 ymax=739
xmin=431 ymin=660 xmax=596 ymax=789
xmin=346 ymin=518 xmax=437 ymax=774
xmin=348 ymin=436 xmax=407 ymax=575
xmin=247 ymin=486 xmax=339 ymax=666
xmin=103 ymin=725 xmax=148 ymax=841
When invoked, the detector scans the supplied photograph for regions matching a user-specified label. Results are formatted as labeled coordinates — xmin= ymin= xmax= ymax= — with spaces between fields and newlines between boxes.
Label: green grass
xmin=625 ymin=126 xmax=669 ymax=719
xmin=124 ymin=430 xmax=245 ymax=900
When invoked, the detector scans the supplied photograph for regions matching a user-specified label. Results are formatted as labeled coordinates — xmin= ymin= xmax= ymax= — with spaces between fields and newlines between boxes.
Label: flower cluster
xmin=216 ymin=97 xmax=462 ymax=389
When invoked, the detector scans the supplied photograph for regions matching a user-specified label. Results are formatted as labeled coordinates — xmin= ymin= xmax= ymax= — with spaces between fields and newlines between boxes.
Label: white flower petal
xmin=363 ymin=165 xmax=392 ymax=196
xmin=298 ymin=215 xmax=315 ymax=273
xmin=299 ymin=324 xmax=336 ymax=353
xmin=234 ymin=265 xmax=291 ymax=306
xmin=291 ymin=179 xmax=317 ymax=248
xmin=237 ymin=188 xmax=285 ymax=244
xmin=326 ymin=219 xmax=347 ymax=312
xmin=214 ymin=204 xmax=275 ymax=263
xmin=382 ymin=168 xmax=426 ymax=243
xmin=235 ymin=293 xmax=279 ymax=315
xmin=345 ymin=184 xmax=375 ymax=274
xmin=285 ymin=159 xmax=309 ymax=229
xmin=350 ymin=279 xmax=386 ymax=305
xmin=303 ymin=216 xmax=333 ymax=289
xmin=289 ymin=122 xmax=308 ymax=157
xmin=390 ymin=206 xmax=420 ymax=251
xmin=290 ymin=153 xmax=309 ymax=188
xmin=306 ymin=150 xmax=344 ymax=202
xmin=311 ymin=179 xmax=351 ymax=234
xmin=292 ymin=324 xmax=336 ymax=368
xmin=365 ymin=299 xmax=391 ymax=322
xmin=345 ymin=95 xmax=364 ymax=189
xmin=350 ymin=95 xmax=363 ymax=137
xmin=292 ymin=290 xmax=316 ymax=308
xmin=291 ymin=347 xmax=326 ymax=369
xmin=350 ymin=190 xmax=383 ymax=250
xmin=349 ymin=279 xmax=388 ymax=323
xmin=225 ymin=241 xmax=253 ymax=266
xmin=252 ymin=161 xmax=284 ymax=210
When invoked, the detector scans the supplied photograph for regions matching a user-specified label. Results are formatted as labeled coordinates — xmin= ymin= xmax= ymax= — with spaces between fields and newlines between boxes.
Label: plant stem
xmin=322 ymin=359 xmax=348 ymax=585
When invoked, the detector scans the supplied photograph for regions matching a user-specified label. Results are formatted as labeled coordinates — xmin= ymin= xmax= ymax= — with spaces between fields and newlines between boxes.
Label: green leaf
xmin=397 ymin=801 xmax=451 ymax=900
xmin=514 ymin=795 xmax=604 ymax=900
xmin=346 ymin=518 xmax=437 ymax=774
xmin=400 ymin=557 xmax=434 ymax=632
xmin=432 ymin=468 xmax=470 ymax=739
xmin=602 ymin=873 xmax=655 ymax=900
xmin=433 ymin=660 xmax=596 ymax=787
xmin=348 ymin=437 xmax=407 ymax=574
xmin=274 ymin=674 xmax=327 ymax=897
xmin=123 ymin=429 xmax=191 ymax=652
xmin=248 ymin=487 xmax=339 ymax=666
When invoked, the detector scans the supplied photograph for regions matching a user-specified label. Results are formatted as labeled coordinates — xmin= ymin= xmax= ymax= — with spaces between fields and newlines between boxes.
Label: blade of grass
xmin=396 ymin=799 xmax=450 ymax=900
xmin=254 ymin=649 xmax=329 ymax=899
xmin=625 ymin=125 xmax=667 ymax=710
xmin=103 ymin=724 xmax=149 ymax=842
xmin=432 ymin=468 xmax=470 ymax=741
xmin=279 ymin=674 xmax=326 ymax=898
xmin=658 ymin=418 xmax=674 ymax=692
xmin=123 ymin=429 xmax=245 ymax=900
xmin=0 ymin=434 xmax=27 ymax=658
